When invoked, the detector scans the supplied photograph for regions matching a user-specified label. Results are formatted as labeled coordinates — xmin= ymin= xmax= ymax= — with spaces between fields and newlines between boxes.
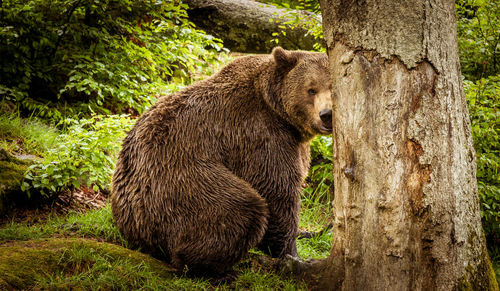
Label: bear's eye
xmin=308 ymin=89 xmax=317 ymax=96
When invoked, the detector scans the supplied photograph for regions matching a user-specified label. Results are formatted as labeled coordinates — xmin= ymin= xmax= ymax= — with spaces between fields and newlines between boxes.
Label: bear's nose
xmin=319 ymin=109 xmax=332 ymax=125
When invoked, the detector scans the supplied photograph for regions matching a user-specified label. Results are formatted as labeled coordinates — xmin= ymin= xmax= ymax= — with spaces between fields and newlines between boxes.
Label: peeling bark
xmin=317 ymin=0 xmax=498 ymax=290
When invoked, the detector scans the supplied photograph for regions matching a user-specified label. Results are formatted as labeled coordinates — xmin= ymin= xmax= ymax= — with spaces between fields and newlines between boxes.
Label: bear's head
xmin=270 ymin=47 xmax=332 ymax=138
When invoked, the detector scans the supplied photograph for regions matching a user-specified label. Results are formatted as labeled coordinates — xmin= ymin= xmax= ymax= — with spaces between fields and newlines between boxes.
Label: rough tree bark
xmin=307 ymin=0 xmax=499 ymax=290
xmin=183 ymin=0 xmax=319 ymax=53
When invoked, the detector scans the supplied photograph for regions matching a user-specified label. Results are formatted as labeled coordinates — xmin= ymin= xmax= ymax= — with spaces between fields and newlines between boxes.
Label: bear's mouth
xmin=319 ymin=125 xmax=332 ymax=134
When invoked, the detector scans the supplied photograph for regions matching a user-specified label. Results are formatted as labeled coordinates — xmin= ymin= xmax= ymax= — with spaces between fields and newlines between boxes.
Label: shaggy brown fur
xmin=111 ymin=47 xmax=331 ymax=279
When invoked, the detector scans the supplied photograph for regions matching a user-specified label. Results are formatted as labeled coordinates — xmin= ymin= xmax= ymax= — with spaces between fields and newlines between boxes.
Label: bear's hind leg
xmin=170 ymin=164 xmax=269 ymax=279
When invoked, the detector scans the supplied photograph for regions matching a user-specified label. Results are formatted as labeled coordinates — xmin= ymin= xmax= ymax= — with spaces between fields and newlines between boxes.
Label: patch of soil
xmin=0 ymin=187 xmax=107 ymax=226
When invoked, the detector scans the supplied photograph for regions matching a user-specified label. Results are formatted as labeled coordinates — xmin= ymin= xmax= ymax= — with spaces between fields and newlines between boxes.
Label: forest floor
xmin=0 ymin=185 xmax=332 ymax=290
xmin=1 ymin=183 xmax=497 ymax=290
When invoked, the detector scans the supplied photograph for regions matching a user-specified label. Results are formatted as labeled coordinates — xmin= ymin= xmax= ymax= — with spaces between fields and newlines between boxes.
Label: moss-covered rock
xmin=0 ymin=238 xmax=175 ymax=289
xmin=0 ymin=148 xmax=32 ymax=216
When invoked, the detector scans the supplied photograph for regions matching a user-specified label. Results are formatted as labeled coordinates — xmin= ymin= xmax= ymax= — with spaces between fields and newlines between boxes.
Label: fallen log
xmin=183 ymin=0 xmax=321 ymax=53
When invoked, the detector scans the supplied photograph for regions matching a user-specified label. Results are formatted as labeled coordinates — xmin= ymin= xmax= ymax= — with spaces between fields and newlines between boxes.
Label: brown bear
xmin=111 ymin=47 xmax=332 ymax=280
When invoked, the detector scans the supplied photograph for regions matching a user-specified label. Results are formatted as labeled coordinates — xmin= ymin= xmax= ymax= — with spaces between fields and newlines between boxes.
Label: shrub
xmin=22 ymin=115 xmax=134 ymax=196
xmin=464 ymin=76 xmax=500 ymax=242
xmin=265 ymin=0 xmax=324 ymax=51
xmin=456 ymin=0 xmax=500 ymax=80
xmin=0 ymin=0 xmax=224 ymax=120
xmin=303 ymin=135 xmax=333 ymax=207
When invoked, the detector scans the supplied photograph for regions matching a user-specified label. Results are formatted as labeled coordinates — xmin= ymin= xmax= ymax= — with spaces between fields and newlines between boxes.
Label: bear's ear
xmin=272 ymin=47 xmax=298 ymax=72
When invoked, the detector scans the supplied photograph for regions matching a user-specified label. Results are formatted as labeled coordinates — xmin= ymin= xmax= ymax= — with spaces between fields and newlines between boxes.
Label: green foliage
xmin=298 ymin=136 xmax=334 ymax=259
xmin=231 ymin=268 xmax=306 ymax=290
xmin=63 ymin=205 xmax=126 ymax=245
xmin=0 ymin=111 xmax=59 ymax=156
xmin=299 ymin=199 xmax=333 ymax=260
xmin=267 ymin=0 xmax=324 ymax=51
xmin=456 ymin=0 xmax=500 ymax=80
xmin=0 ymin=0 xmax=224 ymax=120
xmin=297 ymin=229 xmax=332 ymax=259
xmin=21 ymin=115 xmax=134 ymax=196
xmin=303 ymin=136 xmax=333 ymax=206
xmin=464 ymin=76 xmax=500 ymax=241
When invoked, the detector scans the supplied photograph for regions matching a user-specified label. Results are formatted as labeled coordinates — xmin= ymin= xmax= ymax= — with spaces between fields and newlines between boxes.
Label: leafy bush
xmin=22 ymin=115 xmax=134 ymax=196
xmin=464 ymin=76 xmax=500 ymax=241
xmin=456 ymin=0 xmax=500 ymax=80
xmin=303 ymin=136 xmax=333 ymax=206
xmin=265 ymin=0 xmax=324 ymax=51
xmin=0 ymin=0 xmax=224 ymax=120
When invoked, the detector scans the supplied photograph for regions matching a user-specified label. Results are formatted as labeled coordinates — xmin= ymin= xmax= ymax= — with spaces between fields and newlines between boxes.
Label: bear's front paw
xmin=209 ymin=270 xmax=239 ymax=285
xmin=280 ymin=254 xmax=320 ymax=275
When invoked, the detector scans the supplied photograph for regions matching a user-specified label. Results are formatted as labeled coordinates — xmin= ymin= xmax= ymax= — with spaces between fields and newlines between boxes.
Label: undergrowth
xmin=0 ymin=0 xmax=226 ymax=119
xmin=0 ymin=112 xmax=59 ymax=156
xmin=0 ymin=205 xmax=123 ymax=244
xmin=464 ymin=76 xmax=500 ymax=245
xmin=21 ymin=114 xmax=135 ymax=196
xmin=0 ymin=203 xmax=317 ymax=289
xmin=35 ymin=242 xmax=213 ymax=290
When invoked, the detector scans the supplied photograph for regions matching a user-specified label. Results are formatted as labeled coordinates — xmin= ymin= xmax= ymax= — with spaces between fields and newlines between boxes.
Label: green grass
xmin=298 ymin=204 xmax=333 ymax=259
xmin=34 ymin=242 xmax=211 ymax=290
xmin=0 ymin=205 xmax=124 ymax=244
xmin=32 ymin=245 xmax=305 ymax=290
xmin=32 ymin=243 xmax=305 ymax=290
xmin=0 ymin=204 xmax=318 ymax=290
xmin=0 ymin=112 xmax=59 ymax=156
xmin=298 ymin=169 xmax=334 ymax=259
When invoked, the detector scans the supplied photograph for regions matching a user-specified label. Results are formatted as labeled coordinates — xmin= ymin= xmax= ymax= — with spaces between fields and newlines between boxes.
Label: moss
xmin=0 ymin=244 xmax=60 ymax=289
xmin=0 ymin=148 xmax=32 ymax=215
xmin=0 ymin=148 xmax=29 ymax=186
xmin=483 ymin=253 xmax=500 ymax=291
xmin=0 ymin=160 xmax=28 ymax=189
xmin=458 ymin=246 xmax=499 ymax=291
xmin=458 ymin=275 xmax=473 ymax=291
xmin=0 ymin=238 xmax=175 ymax=289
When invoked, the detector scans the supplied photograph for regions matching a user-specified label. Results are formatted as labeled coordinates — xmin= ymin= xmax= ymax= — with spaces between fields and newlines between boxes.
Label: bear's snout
xmin=319 ymin=109 xmax=332 ymax=129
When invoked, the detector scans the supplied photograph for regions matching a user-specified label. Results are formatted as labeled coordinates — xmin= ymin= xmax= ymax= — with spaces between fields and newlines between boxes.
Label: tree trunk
xmin=183 ymin=0 xmax=319 ymax=53
xmin=314 ymin=0 xmax=499 ymax=290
